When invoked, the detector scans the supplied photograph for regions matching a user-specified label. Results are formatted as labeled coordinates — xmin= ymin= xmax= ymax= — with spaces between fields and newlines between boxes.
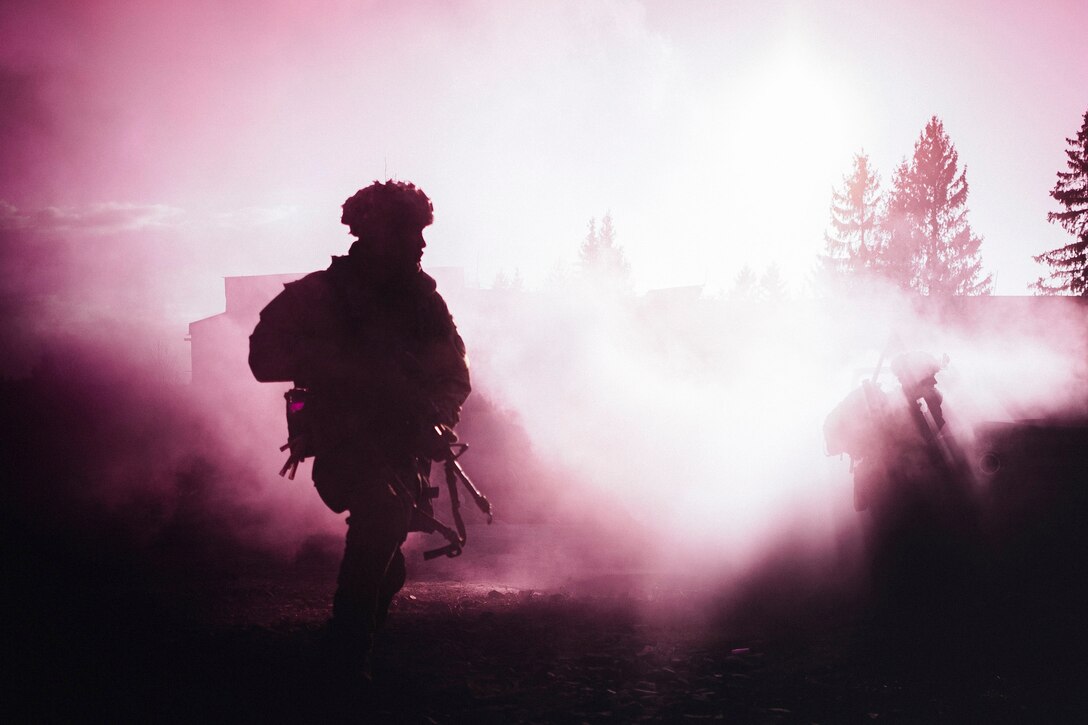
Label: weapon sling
xmin=420 ymin=441 xmax=493 ymax=560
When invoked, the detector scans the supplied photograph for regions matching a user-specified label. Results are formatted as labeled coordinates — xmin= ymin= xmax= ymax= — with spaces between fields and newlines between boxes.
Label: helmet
xmin=341 ymin=180 xmax=433 ymax=234
xmin=890 ymin=351 xmax=942 ymax=389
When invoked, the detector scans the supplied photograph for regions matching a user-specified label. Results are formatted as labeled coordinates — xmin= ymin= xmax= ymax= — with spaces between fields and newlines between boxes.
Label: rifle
xmin=407 ymin=423 xmax=494 ymax=560
xmin=275 ymin=386 xmax=493 ymax=557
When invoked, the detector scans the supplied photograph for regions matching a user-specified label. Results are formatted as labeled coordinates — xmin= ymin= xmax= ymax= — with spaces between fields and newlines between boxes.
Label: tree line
xmin=497 ymin=108 xmax=1087 ymax=299
xmin=821 ymin=109 xmax=1088 ymax=297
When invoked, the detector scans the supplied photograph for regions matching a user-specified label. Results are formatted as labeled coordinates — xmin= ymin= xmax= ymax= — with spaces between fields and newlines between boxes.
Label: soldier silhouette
xmin=826 ymin=350 xmax=977 ymax=617
xmin=249 ymin=181 xmax=471 ymax=679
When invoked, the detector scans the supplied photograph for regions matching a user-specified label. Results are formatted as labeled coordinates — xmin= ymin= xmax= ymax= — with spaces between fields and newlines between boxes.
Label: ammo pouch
xmin=279 ymin=387 xmax=315 ymax=479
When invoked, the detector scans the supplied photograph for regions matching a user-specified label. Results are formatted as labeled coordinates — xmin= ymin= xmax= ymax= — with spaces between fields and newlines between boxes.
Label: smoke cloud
xmin=2 ymin=1 xmax=1086 ymax=635
xmin=415 ymin=276 xmax=1088 ymax=598
xmin=3 ymin=216 xmax=1088 ymax=666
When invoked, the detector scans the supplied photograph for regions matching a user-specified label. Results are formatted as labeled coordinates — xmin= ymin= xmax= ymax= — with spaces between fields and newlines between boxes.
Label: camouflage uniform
xmin=250 ymin=252 xmax=470 ymax=656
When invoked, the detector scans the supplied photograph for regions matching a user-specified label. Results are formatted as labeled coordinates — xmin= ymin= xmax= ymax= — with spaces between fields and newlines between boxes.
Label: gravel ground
xmin=7 ymin=540 xmax=1085 ymax=724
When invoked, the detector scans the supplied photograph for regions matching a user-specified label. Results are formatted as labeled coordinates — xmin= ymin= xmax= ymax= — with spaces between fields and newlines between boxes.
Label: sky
xmin=1 ymin=0 xmax=1086 ymax=329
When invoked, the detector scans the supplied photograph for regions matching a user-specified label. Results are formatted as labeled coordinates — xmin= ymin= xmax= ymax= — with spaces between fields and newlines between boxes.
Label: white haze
xmin=422 ymin=277 xmax=1088 ymax=589
xmin=5 ymin=202 xmax=1087 ymax=598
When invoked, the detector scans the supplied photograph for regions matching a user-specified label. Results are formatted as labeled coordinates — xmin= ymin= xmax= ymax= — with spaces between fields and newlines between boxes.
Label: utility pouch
xmin=279 ymin=387 xmax=315 ymax=479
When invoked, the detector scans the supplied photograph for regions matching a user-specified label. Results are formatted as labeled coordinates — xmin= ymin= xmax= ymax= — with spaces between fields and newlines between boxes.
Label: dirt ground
xmin=7 ymin=523 xmax=1087 ymax=725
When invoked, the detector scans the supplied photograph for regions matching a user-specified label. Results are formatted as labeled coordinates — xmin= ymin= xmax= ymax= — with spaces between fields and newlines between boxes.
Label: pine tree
xmin=884 ymin=116 xmax=992 ymax=296
xmin=579 ymin=212 xmax=631 ymax=291
xmin=728 ymin=264 xmax=757 ymax=303
xmin=543 ymin=260 xmax=572 ymax=290
xmin=881 ymin=159 xmax=921 ymax=290
xmin=758 ymin=263 xmax=787 ymax=302
xmin=818 ymin=152 xmax=884 ymax=292
xmin=1032 ymin=109 xmax=1088 ymax=295
xmin=492 ymin=268 xmax=524 ymax=291
xmin=580 ymin=217 xmax=598 ymax=268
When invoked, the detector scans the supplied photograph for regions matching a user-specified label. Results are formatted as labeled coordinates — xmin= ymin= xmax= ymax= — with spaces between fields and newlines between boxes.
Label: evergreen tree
xmin=581 ymin=217 xmax=598 ymax=266
xmin=727 ymin=264 xmax=757 ymax=303
xmin=758 ymin=263 xmax=787 ymax=302
xmin=579 ymin=212 xmax=631 ymax=291
xmin=1032 ymin=109 xmax=1088 ymax=295
xmin=818 ymin=152 xmax=884 ymax=291
xmin=492 ymin=268 xmax=524 ymax=291
xmin=881 ymin=159 xmax=920 ymax=290
xmin=543 ymin=260 xmax=572 ymax=290
xmin=884 ymin=116 xmax=992 ymax=295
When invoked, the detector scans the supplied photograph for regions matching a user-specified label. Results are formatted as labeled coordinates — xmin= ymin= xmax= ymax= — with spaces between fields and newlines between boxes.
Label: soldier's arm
xmin=425 ymin=328 xmax=471 ymax=426
xmin=415 ymin=297 xmax=471 ymax=426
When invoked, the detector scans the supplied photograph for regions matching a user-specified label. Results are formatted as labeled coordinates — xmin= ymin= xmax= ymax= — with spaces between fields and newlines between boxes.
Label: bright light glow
xmin=688 ymin=45 xmax=867 ymax=294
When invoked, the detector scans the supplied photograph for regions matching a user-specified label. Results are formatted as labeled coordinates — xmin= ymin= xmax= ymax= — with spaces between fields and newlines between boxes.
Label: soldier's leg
xmin=332 ymin=483 xmax=410 ymax=653
xmin=375 ymin=547 xmax=406 ymax=629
